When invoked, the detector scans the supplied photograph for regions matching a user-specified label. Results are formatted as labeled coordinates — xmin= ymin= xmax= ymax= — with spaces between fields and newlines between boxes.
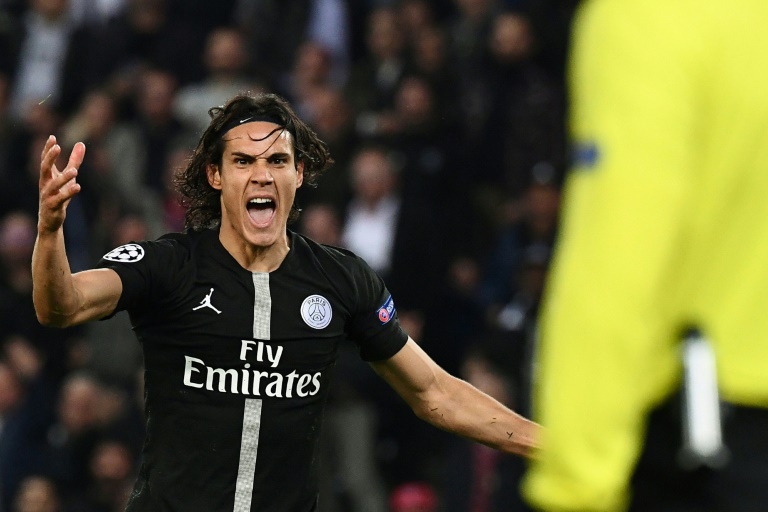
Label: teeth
xmin=249 ymin=198 xmax=274 ymax=204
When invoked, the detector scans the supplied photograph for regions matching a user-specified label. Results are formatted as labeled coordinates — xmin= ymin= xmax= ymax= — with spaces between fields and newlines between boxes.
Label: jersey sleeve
xmin=345 ymin=255 xmax=409 ymax=362
xmin=95 ymin=236 xmax=186 ymax=315
xmin=523 ymin=0 xmax=700 ymax=510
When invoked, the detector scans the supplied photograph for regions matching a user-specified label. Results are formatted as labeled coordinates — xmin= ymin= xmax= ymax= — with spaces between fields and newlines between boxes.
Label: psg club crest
xmin=103 ymin=243 xmax=145 ymax=263
xmin=300 ymin=295 xmax=332 ymax=329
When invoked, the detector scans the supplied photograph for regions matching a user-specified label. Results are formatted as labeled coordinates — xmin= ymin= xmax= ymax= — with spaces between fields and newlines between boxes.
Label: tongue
xmin=248 ymin=207 xmax=274 ymax=226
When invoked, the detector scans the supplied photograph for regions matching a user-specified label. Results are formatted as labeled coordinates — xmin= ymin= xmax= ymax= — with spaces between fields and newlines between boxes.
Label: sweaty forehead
xmin=223 ymin=121 xmax=294 ymax=154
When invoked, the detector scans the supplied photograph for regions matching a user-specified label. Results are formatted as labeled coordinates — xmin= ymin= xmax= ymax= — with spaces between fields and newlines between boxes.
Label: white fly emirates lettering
xmin=182 ymin=340 xmax=322 ymax=398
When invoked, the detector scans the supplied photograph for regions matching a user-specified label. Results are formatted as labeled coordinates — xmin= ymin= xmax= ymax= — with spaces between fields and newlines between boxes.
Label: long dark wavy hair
xmin=174 ymin=92 xmax=334 ymax=231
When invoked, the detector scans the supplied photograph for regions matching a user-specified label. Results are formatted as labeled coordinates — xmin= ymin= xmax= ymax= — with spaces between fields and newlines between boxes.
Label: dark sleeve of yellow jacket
xmin=522 ymin=0 xmax=703 ymax=510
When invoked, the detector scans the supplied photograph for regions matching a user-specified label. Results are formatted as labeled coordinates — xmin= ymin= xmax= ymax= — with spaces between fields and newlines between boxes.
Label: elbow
xmin=412 ymin=403 xmax=431 ymax=422
xmin=411 ymin=390 xmax=449 ymax=426
xmin=412 ymin=400 xmax=453 ymax=433
xmin=408 ymin=374 xmax=455 ymax=425
xmin=35 ymin=307 xmax=74 ymax=329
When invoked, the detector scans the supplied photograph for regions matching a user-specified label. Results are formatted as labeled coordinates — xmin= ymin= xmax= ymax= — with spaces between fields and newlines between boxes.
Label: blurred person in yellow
xmin=522 ymin=0 xmax=768 ymax=511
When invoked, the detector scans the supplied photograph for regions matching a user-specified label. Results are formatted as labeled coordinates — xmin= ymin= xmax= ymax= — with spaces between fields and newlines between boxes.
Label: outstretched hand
xmin=38 ymin=136 xmax=86 ymax=233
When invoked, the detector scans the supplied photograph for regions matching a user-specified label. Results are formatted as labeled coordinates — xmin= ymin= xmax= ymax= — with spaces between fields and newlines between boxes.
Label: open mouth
xmin=246 ymin=197 xmax=276 ymax=226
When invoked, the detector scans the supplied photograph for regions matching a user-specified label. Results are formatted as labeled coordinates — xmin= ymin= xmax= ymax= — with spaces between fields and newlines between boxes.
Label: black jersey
xmin=96 ymin=229 xmax=408 ymax=512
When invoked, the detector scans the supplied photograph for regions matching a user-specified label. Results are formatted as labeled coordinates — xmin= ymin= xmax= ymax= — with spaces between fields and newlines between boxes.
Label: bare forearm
xmin=32 ymin=228 xmax=81 ymax=326
xmin=374 ymin=339 xmax=541 ymax=458
xmin=416 ymin=374 xmax=540 ymax=458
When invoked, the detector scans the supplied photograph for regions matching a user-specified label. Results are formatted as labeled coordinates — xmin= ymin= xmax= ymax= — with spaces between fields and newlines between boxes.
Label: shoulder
xmin=158 ymin=229 xmax=217 ymax=253
xmin=292 ymin=232 xmax=369 ymax=270
xmin=289 ymin=232 xmax=382 ymax=293
xmin=99 ymin=230 xmax=207 ymax=268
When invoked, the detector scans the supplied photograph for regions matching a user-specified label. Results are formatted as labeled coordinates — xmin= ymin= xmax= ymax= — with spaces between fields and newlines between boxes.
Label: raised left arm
xmin=371 ymin=338 xmax=540 ymax=458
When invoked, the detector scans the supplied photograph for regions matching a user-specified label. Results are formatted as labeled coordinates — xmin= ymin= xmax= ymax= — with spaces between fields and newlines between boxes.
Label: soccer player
xmin=523 ymin=0 xmax=768 ymax=510
xmin=32 ymin=93 xmax=539 ymax=511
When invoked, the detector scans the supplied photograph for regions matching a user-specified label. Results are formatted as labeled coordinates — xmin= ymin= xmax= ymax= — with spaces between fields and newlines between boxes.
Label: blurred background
xmin=0 ymin=0 xmax=578 ymax=510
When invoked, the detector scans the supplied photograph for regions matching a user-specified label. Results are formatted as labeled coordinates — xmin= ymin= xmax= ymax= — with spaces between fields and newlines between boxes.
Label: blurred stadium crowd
xmin=0 ymin=0 xmax=578 ymax=510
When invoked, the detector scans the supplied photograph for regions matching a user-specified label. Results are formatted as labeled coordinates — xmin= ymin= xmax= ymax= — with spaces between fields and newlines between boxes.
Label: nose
xmin=250 ymin=159 xmax=274 ymax=184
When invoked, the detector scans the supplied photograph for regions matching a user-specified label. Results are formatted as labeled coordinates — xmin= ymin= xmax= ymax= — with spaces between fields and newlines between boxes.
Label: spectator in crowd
xmin=341 ymin=145 xmax=401 ymax=279
xmin=130 ymin=69 xmax=191 ymax=197
xmin=474 ymin=165 xmax=559 ymax=416
xmin=2 ymin=371 xmax=128 ymax=509
xmin=385 ymin=75 xmax=460 ymax=228
xmin=0 ymin=362 xmax=30 ymax=509
xmin=279 ymin=41 xmax=335 ymax=122
xmin=479 ymin=163 xmax=560 ymax=314
xmin=174 ymin=27 xmax=262 ymax=136
xmin=0 ymin=362 xmax=24 ymax=426
xmin=296 ymin=203 xmax=342 ymax=247
xmin=60 ymin=89 xmax=146 ymax=235
xmin=160 ymin=147 xmax=192 ymax=233
xmin=0 ymin=211 xmax=81 ymax=383
xmin=296 ymin=86 xmax=357 ymax=209
xmin=6 ymin=0 xmax=78 ymax=118
xmin=345 ymin=6 xmax=409 ymax=139
xmin=459 ymin=10 xmax=564 ymax=197
xmin=235 ymin=0 xmax=351 ymax=90
xmin=43 ymin=373 xmax=109 ymax=502
xmin=82 ymin=0 xmax=205 ymax=89
xmin=302 ymin=0 xmax=351 ymax=87
xmin=396 ymin=0 xmax=436 ymax=51
xmin=406 ymin=25 xmax=460 ymax=120
xmin=447 ymin=0 xmax=499 ymax=77
xmin=420 ymin=256 xmax=486 ymax=378
xmin=83 ymin=439 xmax=136 ymax=512
xmin=12 ymin=475 xmax=63 ymax=512
xmin=442 ymin=348 xmax=529 ymax=512
xmin=341 ymin=145 xmax=439 ymax=312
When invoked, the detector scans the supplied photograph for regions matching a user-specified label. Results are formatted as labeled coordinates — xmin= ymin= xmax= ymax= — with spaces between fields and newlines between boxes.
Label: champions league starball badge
xmin=300 ymin=295 xmax=332 ymax=329
xmin=103 ymin=243 xmax=145 ymax=263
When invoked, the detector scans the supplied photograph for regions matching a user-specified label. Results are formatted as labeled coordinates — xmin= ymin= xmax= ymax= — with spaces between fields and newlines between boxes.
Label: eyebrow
xmin=230 ymin=151 xmax=292 ymax=161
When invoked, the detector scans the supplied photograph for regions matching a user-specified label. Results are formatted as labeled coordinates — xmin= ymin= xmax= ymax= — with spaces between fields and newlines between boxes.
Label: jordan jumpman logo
xmin=193 ymin=288 xmax=222 ymax=314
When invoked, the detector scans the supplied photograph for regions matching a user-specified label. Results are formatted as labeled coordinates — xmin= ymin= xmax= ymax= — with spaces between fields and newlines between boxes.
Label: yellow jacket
xmin=523 ymin=0 xmax=768 ymax=510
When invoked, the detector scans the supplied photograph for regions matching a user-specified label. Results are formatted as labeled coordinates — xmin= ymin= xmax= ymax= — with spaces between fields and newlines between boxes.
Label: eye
xmin=270 ymin=156 xmax=287 ymax=165
xmin=235 ymin=157 xmax=249 ymax=166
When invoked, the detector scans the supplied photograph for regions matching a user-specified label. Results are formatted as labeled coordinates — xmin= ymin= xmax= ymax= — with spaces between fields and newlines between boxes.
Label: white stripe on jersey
xmin=252 ymin=273 xmax=271 ymax=340
xmin=234 ymin=398 xmax=263 ymax=511
xmin=234 ymin=272 xmax=271 ymax=511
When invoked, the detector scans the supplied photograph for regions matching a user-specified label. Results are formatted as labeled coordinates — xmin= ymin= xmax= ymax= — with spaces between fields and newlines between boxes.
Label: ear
xmin=296 ymin=160 xmax=304 ymax=188
xmin=207 ymin=164 xmax=222 ymax=190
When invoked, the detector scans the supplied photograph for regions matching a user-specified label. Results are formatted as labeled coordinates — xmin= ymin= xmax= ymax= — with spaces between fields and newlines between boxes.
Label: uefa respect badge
xmin=377 ymin=295 xmax=395 ymax=325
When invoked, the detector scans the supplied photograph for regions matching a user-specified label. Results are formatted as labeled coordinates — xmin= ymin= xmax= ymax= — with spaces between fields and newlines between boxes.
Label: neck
xmin=219 ymin=229 xmax=290 ymax=273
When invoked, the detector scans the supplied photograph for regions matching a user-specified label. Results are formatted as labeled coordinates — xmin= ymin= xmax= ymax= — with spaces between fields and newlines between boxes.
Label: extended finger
xmin=40 ymin=142 xmax=62 ymax=182
xmin=64 ymin=142 xmax=86 ymax=172
xmin=40 ymin=135 xmax=56 ymax=161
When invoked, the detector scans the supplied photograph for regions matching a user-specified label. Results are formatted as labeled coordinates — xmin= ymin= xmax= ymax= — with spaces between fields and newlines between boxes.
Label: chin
xmin=244 ymin=225 xmax=282 ymax=248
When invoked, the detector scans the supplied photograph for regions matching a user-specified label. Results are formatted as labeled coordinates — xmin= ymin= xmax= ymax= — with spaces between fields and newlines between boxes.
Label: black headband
xmin=219 ymin=114 xmax=285 ymax=138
